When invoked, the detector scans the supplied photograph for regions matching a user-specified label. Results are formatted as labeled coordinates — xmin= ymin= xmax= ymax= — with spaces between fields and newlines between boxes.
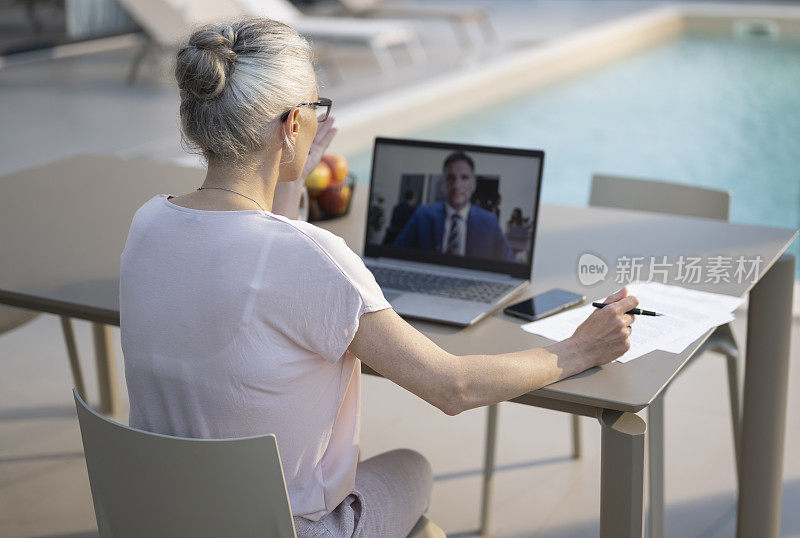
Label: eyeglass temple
xmin=281 ymin=100 xmax=331 ymax=121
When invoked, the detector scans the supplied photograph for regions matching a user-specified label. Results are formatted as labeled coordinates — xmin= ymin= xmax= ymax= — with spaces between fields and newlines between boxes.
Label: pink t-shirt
xmin=120 ymin=195 xmax=391 ymax=521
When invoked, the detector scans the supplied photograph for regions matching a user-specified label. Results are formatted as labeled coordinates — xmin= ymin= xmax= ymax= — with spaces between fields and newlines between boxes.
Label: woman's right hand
xmin=569 ymin=287 xmax=638 ymax=368
xmin=299 ymin=115 xmax=338 ymax=184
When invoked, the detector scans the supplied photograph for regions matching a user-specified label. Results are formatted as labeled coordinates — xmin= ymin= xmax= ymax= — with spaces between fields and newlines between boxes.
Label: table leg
xmin=648 ymin=394 xmax=665 ymax=538
xmin=571 ymin=414 xmax=582 ymax=459
xmin=92 ymin=323 xmax=119 ymax=415
xmin=724 ymin=351 xmax=742 ymax=486
xmin=479 ymin=403 xmax=498 ymax=535
xmin=737 ymin=254 xmax=794 ymax=537
xmin=59 ymin=316 xmax=86 ymax=400
xmin=599 ymin=409 xmax=646 ymax=538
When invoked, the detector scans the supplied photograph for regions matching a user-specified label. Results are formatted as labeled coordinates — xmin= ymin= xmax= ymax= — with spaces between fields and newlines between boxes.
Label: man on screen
xmin=393 ymin=151 xmax=516 ymax=262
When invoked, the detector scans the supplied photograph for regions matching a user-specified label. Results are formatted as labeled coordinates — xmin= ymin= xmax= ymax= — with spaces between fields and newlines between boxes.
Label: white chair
xmin=589 ymin=174 xmax=732 ymax=222
xmin=73 ymin=389 xmax=445 ymax=537
xmin=118 ymin=0 xmax=426 ymax=82
xmin=479 ymin=175 xmax=741 ymax=536
xmin=320 ymin=0 xmax=496 ymax=51
xmin=238 ymin=0 xmax=427 ymax=73
xmin=589 ymin=173 xmax=741 ymax=538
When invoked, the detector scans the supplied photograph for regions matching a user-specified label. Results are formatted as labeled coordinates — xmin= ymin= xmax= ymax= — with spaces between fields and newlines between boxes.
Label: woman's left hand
xmin=300 ymin=115 xmax=338 ymax=183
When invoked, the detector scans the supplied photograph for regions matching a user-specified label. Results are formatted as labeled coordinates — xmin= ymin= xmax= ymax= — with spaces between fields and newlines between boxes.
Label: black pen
xmin=592 ymin=302 xmax=663 ymax=316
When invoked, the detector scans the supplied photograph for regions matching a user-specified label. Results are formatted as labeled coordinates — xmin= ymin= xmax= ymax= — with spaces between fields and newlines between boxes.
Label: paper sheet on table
xmin=520 ymin=282 xmax=743 ymax=363
xmin=658 ymin=312 xmax=735 ymax=353
xmin=626 ymin=282 xmax=741 ymax=355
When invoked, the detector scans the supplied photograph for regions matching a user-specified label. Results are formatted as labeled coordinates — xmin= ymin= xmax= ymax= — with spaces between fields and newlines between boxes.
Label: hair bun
xmin=176 ymin=25 xmax=239 ymax=100
xmin=176 ymin=18 xmax=316 ymax=162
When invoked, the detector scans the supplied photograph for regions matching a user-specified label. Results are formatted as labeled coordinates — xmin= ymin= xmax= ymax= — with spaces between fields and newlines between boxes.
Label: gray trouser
xmin=294 ymin=448 xmax=433 ymax=538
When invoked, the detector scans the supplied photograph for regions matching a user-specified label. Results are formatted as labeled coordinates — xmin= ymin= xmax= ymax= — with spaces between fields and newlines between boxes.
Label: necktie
xmin=446 ymin=213 xmax=462 ymax=254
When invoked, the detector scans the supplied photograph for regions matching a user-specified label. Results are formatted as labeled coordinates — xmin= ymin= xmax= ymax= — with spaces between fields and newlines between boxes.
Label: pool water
xmin=347 ymin=35 xmax=800 ymax=276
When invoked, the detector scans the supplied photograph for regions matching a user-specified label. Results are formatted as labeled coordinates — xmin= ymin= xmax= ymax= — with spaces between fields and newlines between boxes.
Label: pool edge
xmin=330 ymin=3 xmax=800 ymax=157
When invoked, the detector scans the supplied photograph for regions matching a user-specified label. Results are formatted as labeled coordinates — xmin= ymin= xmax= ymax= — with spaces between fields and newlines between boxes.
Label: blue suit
xmin=393 ymin=201 xmax=516 ymax=262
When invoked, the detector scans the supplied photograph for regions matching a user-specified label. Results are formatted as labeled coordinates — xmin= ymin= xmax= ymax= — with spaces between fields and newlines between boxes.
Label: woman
xmin=119 ymin=18 xmax=637 ymax=538
xmin=507 ymin=207 xmax=529 ymax=228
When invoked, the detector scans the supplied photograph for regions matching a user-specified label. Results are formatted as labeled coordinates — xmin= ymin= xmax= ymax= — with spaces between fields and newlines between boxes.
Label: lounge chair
xmin=238 ymin=0 xmax=427 ymax=72
xmin=117 ymin=0 xmax=426 ymax=82
xmin=314 ymin=0 xmax=496 ymax=51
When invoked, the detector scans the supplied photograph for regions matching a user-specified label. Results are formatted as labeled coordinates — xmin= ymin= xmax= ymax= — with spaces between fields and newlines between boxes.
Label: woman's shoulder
xmin=268 ymin=216 xmax=361 ymax=270
xmin=269 ymin=215 xmax=340 ymax=246
xmin=267 ymin=216 xmax=383 ymax=298
xmin=125 ymin=195 xmax=172 ymax=238
xmin=272 ymin=218 xmax=389 ymax=314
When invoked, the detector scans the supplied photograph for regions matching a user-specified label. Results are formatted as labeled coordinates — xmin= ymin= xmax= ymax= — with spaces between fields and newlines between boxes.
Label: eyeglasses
xmin=280 ymin=97 xmax=332 ymax=123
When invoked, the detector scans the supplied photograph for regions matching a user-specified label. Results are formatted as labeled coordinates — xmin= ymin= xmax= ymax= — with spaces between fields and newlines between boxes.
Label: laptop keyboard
xmin=367 ymin=265 xmax=517 ymax=304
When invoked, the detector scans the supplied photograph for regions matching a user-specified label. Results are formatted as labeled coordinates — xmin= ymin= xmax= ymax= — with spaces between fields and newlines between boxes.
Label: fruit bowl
xmin=307 ymin=174 xmax=355 ymax=222
xmin=304 ymin=154 xmax=354 ymax=222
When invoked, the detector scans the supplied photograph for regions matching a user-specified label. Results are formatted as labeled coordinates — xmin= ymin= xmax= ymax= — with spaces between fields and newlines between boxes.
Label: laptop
xmin=362 ymin=137 xmax=544 ymax=326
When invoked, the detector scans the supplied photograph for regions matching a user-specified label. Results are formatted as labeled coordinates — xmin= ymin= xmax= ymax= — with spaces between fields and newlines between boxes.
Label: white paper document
xmin=520 ymin=282 xmax=744 ymax=363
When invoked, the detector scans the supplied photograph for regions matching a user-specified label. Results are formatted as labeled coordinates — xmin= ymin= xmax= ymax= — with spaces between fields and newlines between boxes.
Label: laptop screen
xmin=363 ymin=138 xmax=544 ymax=280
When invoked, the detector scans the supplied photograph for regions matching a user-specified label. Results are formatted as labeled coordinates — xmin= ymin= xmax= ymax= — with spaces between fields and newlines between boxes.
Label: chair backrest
xmin=116 ymin=0 xmax=246 ymax=47
xmin=235 ymin=0 xmax=302 ymax=22
xmin=73 ymin=390 xmax=296 ymax=538
xmin=335 ymin=0 xmax=380 ymax=15
xmin=589 ymin=174 xmax=731 ymax=221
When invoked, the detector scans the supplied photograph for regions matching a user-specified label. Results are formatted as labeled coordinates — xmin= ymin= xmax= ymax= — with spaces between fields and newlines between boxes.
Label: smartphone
xmin=503 ymin=289 xmax=586 ymax=322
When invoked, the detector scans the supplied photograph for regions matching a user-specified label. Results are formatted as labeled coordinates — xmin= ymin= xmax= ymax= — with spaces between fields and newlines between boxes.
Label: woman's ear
xmin=282 ymin=108 xmax=301 ymax=145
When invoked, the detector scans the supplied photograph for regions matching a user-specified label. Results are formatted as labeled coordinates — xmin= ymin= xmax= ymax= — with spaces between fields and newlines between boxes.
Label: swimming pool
xmin=347 ymin=35 xmax=800 ymax=276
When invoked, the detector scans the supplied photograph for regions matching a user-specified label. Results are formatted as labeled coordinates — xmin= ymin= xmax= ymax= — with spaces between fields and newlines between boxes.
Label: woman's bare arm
xmin=348 ymin=288 xmax=638 ymax=415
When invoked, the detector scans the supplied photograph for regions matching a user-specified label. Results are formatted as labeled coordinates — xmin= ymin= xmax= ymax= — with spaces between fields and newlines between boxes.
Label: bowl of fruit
xmin=304 ymin=154 xmax=354 ymax=222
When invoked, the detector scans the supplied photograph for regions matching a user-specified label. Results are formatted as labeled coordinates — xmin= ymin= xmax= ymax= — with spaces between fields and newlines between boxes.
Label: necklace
xmin=197 ymin=186 xmax=266 ymax=212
